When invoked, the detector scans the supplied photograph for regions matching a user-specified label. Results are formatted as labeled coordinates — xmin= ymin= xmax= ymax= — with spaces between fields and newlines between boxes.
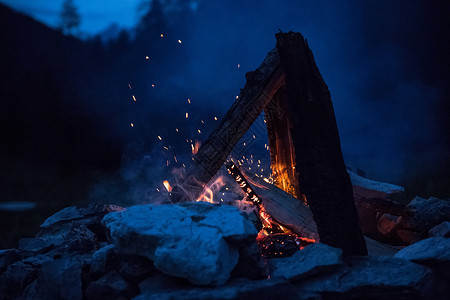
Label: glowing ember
xmin=191 ymin=140 xmax=201 ymax=155
xmin=132 ymin=95 xmax=137 ymax=101
xmin=178 ymin=39 xmax=182 ymax=44
xmin=226 ymin=160 xmax=315 ymax=257
xmin=145 ymin=56 xmax=149 ymax=60
xmin=130 ymin=123 xmax=134 ymax=127
xmin=186 ymin=112 xmax=189 ymax=119
xmin=163 ymin=180 xmax=172 ymax=192
xmin=158 ymin=136 xmax=162 ymax=140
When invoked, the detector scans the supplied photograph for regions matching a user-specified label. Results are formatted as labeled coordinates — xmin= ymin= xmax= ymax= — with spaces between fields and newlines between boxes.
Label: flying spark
xmin=158 ymin=136 xmax=162 ymax=140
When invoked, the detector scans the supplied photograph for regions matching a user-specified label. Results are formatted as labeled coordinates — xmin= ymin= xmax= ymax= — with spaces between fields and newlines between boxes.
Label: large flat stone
xmin=394 ymin=237 xmax=450 ymax=266
xmin=296 ymin=256 xmax=432 ymax=299
xmin=102 ymin=202 xmax=257 ymax=286
xmin=269 ymin=243 xmax=343 ymax=281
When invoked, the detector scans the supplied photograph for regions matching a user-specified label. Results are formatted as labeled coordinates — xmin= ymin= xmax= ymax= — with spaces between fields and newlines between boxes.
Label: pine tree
xmin=59 ymin=0 xmax=81 ymax=35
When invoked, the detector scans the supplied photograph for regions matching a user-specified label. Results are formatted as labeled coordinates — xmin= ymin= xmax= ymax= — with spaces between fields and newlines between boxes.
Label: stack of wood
xmin=172 ymin=32 xmax=367 ymax=256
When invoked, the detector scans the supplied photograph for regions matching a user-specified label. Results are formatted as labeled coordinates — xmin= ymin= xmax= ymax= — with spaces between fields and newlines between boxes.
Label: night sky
xmin=1 ymin=0 xmax=449 ymax=185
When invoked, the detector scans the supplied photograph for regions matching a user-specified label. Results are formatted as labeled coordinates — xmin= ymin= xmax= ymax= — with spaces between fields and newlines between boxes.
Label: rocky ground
xmin=0 ymin=196 xmax=449 ymax=300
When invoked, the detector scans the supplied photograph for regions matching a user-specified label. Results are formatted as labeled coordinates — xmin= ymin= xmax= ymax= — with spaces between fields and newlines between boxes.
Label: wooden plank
xmin=242 ymin=173 xmax=320 ymax=241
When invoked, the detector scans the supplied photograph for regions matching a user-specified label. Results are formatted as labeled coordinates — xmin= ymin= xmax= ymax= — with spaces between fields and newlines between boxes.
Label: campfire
xmin=2 ymin=31 xmax=449 ymax=300
xmin=165 ymin=32 xmax=366 ymax=257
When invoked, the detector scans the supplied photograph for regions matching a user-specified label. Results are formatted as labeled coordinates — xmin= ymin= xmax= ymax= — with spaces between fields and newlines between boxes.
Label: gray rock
xmin=406 ymin=196 xmax=450 ymax=231
xmin=85 ymin=271 xmax=137 ymax=300
xmin=0 ymin=261 xmax=37 ymax=299
xmin=394 ymin=237 xmax=450 ymax=266
xmin=429 ymin=221 xmax=450 ymax=237
xmin=89 ymin=244 xmax=116 ymax=275
xmin=21 ymin=253 xmax=58 ymax=268
xmin=18 ymin=237 xmax=54 ymax=253
xmin=40 ymin=204 xmax=111 ymax=229
xmin=348 ymin=170 xmax=405 ymax=194
xmin=89 ymin=244 xmax=155 ymax=283
xmin=296 ymin=256 xmax=432 ymax=299
xmin=0 ymin=249 xmax=21 ymax=272
xmin=23 ymin=257 xmax=85 ymax=300
xmin=102 ymin=203 xmax=257 ymax=286
xmin=41 ymin=206 xmax=82 ymax=228
xmin=36 ymin=222 xmax=98 ymax=253
xmin=269 ymin=243 xmax=343 ymax=281
xmin=135 ymin=277 xmax=300 ymax=300
xmin=377 ymin=213 xmax=403 ymax=236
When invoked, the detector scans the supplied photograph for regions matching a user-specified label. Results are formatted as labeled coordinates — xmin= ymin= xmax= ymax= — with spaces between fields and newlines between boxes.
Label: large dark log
xmin=276 ymin=32 xmax=367 ymax=255
xmin=172 ymin=49 xmax=284 ymax=202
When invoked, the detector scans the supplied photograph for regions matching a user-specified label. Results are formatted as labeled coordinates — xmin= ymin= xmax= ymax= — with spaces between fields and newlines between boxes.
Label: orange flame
xmin=196 ymin=176 xmax=226 ymax=204
xmin=191 ymin=140 xmax=201 ymax=155
xmin=163 ymin=180 xmax=172 ymax=192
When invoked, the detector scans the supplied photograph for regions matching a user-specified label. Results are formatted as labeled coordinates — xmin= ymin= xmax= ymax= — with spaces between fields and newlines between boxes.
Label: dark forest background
xmin=0 ymin=0 xmax=449 ymax=248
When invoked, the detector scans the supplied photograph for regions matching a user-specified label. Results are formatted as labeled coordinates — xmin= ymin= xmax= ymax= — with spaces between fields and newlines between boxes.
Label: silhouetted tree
xmin=59 ymin=0 xmax=81 ymax=35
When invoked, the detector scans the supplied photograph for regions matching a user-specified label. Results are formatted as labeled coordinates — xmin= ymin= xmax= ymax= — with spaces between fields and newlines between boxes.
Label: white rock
xmin=394 ymin=237 xmax=450 ymax=264
xmin=348 ymin=170 xmax=404 ymax=194
xmin=429 ymin=221 xmax=450 ymax=237
xmin=102 ymin=203 xmax=257 ymax=286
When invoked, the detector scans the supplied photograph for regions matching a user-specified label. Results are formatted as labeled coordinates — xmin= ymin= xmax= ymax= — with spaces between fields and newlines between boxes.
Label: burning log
xmin=171 ymin=48 xmax=285 ymax=202
xmin=225 ymin=160 xmax=316 ymax=257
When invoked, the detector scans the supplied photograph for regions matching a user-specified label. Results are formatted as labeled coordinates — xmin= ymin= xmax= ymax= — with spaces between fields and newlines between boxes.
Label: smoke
xmin=164 ymin=0 xmax=449 ymax=183
xmin=86 ymin=0 xmax=449 ymax=205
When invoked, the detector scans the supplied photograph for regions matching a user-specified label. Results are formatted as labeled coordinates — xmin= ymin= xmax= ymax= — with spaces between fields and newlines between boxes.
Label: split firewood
xmin=171 ymin=48 xmax=284 ymax=202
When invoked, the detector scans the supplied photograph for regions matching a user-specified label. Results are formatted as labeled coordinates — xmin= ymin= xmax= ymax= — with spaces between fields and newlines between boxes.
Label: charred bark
xmin=276 ymin=32 xmax=367 ymax=255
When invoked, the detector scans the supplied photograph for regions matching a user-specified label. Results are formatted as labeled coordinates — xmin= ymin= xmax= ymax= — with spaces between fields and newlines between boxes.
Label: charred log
xmin=275 ymin=32 xmax=367 ymax=255
xmin=171 ymin=49 xmax=284 ymax=202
